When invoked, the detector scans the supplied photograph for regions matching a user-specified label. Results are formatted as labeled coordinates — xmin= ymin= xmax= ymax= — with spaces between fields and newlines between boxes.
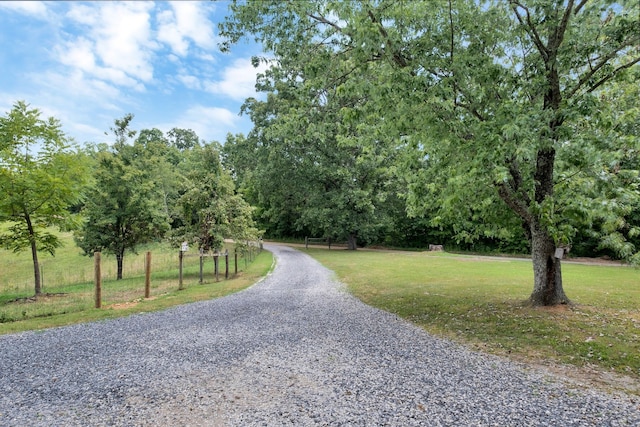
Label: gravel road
xmin=1 ymin=244 xmax=639 ymax=426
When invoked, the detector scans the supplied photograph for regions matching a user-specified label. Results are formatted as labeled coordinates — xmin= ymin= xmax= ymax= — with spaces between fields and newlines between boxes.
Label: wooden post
xmin=214 ymin=253 xmax=219 ymax=282
xmin=234 ymin=250 xmax=238 ymax=275
xmin=178 ymin=250 xmax=184 ymax=290
xmin=305 ymin=236 xmax=308 ymax=249
xmin=94 ymin=252 xmax=101 ymax=309
xmin=199 ymin=248 xmax=204 ymax=284
xmin=144 ymin=251 xmax=151 ymax=298
xmin=225 ymin=250 xmax=229 ymax=279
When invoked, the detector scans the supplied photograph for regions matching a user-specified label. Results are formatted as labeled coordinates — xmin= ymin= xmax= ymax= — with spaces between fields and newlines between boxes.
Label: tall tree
xmin=0 ymin=101 xmax=89 ymax=295
xmin=221 ymin=0 xmax=639 ymax=305
xmin=75 ymin=115 xmax=169 ymax=279
xmin=167 ymin=128 xmax=202 ymax=151
xmin=224 ymin=28 xmax=398 ymax=249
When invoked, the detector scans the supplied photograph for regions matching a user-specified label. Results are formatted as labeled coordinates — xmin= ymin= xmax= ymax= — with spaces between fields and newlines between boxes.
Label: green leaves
xmin=221 ymin=0 xmax=640 ymax=265
xmin=0 ymin=101 xmax=90 ymax=294
xmin=173 ymin=144 xmax=259 ymax=252
xmin=75 ymin=116 xmax=171 ymax=278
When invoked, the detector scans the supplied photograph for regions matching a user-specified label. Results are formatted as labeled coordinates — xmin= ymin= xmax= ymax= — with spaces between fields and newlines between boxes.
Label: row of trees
xmin=0 ymin=102 xmax=259 ymax=294
xmin=219 ymin=0 xmax=639 ymax=306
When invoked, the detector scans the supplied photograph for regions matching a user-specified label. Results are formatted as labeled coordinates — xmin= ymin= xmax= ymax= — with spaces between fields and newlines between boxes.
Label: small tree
xmin=0 ymin=101 xmax=89 ymax=295
xmin=75 ymin=115 xmax=169 ymax=279
xmin=174 ymin=143 xmax=259 ymax=252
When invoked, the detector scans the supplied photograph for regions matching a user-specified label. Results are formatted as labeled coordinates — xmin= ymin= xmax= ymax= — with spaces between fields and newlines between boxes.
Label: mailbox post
xmin=179 ymin=241 xmax=189 ymax=290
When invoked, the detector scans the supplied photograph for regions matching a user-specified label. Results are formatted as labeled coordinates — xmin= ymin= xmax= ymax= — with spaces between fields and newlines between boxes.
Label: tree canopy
xmin=220 ymin=0 xmax=640 ymax=305
xmin=75 ymin=115 xmax=170 ymax=279
xmin=175 ymin=143 xmax=259 ymax=252
xmin=0 ymin=101 xmax=90 ymax=295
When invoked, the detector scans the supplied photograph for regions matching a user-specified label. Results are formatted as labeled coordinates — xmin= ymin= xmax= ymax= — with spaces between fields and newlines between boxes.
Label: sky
xmin=0 ymin=1 xmax=267 ymax=146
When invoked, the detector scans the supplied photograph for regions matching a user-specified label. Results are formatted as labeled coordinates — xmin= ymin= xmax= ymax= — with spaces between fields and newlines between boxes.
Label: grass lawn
xmin=304 ymin=248 xmax=640 ymax=387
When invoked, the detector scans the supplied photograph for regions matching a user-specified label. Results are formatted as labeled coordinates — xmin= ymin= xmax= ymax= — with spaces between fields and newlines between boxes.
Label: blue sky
xmin=0 ymin=1 xmax=266 ymax=146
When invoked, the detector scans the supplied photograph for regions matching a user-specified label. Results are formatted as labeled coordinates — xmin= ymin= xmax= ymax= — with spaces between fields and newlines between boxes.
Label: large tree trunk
xmin=346 ymin=233 xmax=357 ymax=250
xmin=529 ymin=221 xmax=570 ymax=306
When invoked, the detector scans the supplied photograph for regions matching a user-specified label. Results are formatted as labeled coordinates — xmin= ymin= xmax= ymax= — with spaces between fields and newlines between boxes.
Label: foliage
xmin=0 ymin=101 xmax=90 ymax=295
xmin=223 ymin=23 xmax=403 ymax=249
xmin=221 ymin=0 xmax=640 ymax=304
xmin=174 ymin=143 xmax=260 ymax=252
xmin=133 ymin=127 xmax=183 ymax=227
xmin=75 ymin=115 xmax=170 ymax=279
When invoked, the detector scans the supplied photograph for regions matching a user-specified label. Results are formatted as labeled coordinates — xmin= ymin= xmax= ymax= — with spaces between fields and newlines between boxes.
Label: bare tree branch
xmin=567 ymin=49 xmax=640 ymax=99
xmin=550 ymin=0 xmax=574 ymax=51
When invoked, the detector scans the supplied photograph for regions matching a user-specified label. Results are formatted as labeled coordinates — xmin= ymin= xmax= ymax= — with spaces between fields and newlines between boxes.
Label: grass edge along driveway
xmin=303 ymin=247 xmax=640 ymax=396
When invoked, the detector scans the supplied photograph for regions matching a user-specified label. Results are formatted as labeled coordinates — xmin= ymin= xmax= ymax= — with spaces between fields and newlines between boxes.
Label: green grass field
xmin=304 ymin=248 xmax=640 ymax=383
xmin=0 ymin=231 xmax=272 ymax=334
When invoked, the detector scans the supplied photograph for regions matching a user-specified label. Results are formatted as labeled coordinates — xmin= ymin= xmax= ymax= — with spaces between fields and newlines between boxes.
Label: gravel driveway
xmin=1 ymin=244 xmax=639 ymax=426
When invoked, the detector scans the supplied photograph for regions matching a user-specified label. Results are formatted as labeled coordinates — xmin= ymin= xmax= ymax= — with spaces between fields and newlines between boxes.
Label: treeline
xmin=0 ymin=102 xmax=258 ymax=296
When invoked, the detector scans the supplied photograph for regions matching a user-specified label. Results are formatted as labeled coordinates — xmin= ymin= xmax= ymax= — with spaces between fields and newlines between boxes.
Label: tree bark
xmin=347 ymin=233 xmax=357 ymax=250
xmin=116 ymin=251 xmax=124 ymax=280
xmin=529 ymin=221 xmax=570 ymax=306
xmin=25 ymin=214 xmax=42 ymax=296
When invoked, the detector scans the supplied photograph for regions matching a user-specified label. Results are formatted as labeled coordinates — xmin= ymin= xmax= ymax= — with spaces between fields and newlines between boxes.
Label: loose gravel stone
xmin=0 ymin=244 xmax=639 ymax=426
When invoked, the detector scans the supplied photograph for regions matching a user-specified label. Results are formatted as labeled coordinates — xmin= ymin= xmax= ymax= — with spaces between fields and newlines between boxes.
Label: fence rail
xmin=305 ymin=237 xmax=332 ymax=249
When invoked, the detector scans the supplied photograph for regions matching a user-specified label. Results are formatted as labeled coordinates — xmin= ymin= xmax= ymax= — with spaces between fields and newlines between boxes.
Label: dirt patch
xmin=108 ymin=301 xmax=140 ymax=310
xmin=523 ymin=358 xmax=640 ymax=397
xmin=532 ymin=304 xmax=573 ymax=314
xmin=107 ymin=296 xmax=157 ymax=310
xmin=565 ymin=256 xmax=627 ymax=266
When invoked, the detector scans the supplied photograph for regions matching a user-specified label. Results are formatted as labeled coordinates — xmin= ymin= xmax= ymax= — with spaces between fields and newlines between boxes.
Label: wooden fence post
xmin=178 ymin=250 xmax=184 ymax=290
xmin=305 ymin=236 xmax=308 ymax=249
xmin=94 ymin=252 xmax=101 ymax=308
xmin=199 ymin=248 xmax=204 ymax=284
xmin=214 ymin=253 xmax=219 ymax=282
xmin=225 ymin=250 xmax=229 ymax=279
xmin=144 ymin=251 xmax=151 ymax=298
xmin=235 ymin=250 xmax=238 ymax=275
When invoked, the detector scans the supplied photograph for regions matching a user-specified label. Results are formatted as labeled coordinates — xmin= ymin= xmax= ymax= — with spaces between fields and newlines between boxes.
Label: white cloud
xmin=29 ymin=68 xmax=123 ymax=108
xmin=157 ymin=105 xmax=241 ymax=143
xmin=0 ymin=1 xmax=48 ymax=17
xmin=178 ymin=74 xmax=202 ymax=90
xmin=62 ymin=2 xmax=156 ymax=86
xmin=157 ymin=1 xmax=216 ymax=56
xmin=205 ymin=58 xmax=268 ymax=101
